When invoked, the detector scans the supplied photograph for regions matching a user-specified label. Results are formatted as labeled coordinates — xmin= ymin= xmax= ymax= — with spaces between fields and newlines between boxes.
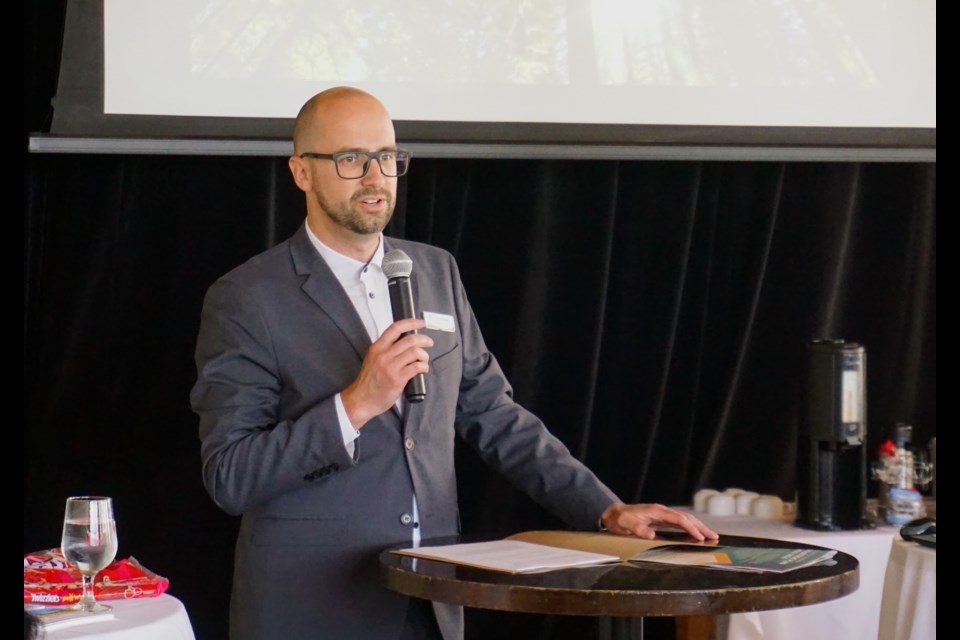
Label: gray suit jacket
xmin=191 ymin=225 xmax=620 ymax=640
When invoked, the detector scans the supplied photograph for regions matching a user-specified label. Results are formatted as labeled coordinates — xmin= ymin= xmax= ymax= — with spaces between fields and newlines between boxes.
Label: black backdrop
xmin=25 ymin=4 xmax=935 ymax=640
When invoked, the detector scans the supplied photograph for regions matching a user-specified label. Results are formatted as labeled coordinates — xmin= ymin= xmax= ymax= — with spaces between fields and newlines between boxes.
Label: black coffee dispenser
xmin=796 ymin=339 xmax=873 ymax=530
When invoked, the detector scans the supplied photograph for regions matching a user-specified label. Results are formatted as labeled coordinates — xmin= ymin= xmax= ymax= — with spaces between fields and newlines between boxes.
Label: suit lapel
xmin=291 ymin=229 xmax=415 ymax=429
xmin=289 ymin=225 xmax=371 ymax=362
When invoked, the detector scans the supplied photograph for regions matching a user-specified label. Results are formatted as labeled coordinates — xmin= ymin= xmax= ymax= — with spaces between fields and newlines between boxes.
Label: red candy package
xmin=24 ymin=548 xmax=169 ymax=605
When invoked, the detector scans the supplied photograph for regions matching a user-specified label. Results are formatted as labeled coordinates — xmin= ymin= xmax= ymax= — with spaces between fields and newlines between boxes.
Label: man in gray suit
xmin=191 ymin=87 xmax=716 ymax=640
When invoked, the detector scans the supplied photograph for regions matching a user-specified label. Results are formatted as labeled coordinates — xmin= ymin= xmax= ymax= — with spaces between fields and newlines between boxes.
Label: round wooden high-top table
xmin=380 ymin=533 xmax=858 ymax=636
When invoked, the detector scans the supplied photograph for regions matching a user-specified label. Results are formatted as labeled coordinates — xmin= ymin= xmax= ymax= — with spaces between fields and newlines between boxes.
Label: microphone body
xmin=383 ymin=250 xmax=426 ymax=403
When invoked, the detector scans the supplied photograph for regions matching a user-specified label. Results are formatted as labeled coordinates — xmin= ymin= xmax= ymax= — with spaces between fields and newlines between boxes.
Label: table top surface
xmin=380 ymin=533 xmax=859 ymax=617
xmin=33 ymin=594 xmax=196 ymax=640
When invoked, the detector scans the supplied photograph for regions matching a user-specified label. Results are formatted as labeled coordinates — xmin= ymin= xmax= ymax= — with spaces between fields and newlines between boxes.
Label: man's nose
xmin=361 ymin=157 xmax=387 ymax=185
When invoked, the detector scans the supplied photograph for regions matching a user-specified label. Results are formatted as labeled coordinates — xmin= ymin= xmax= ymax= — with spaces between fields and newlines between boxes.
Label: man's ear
xmin=288 ymin=155 xmax=312 ymax=192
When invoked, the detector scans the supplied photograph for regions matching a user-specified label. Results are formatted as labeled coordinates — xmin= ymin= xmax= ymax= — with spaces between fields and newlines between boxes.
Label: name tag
xmin=423 ymin=311 xmax=455 ymax=333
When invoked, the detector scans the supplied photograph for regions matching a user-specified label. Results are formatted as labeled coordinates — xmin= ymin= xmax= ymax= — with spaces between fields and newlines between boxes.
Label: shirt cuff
xmin=334 ymin=393 xmax=360 ymax=458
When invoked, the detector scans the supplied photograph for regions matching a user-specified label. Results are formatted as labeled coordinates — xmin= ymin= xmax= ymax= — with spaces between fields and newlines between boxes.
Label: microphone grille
xmin=382 ymin=249 xmax=413 ymax=279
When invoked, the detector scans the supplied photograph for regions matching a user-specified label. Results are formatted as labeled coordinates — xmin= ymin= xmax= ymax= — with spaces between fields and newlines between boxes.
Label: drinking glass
xmin=61 ymin=496 xmax=118 ymax=612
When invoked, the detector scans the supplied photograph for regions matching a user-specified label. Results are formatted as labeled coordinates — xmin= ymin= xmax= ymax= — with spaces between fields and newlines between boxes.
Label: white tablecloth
xmin=878 ymin=537 xmax=936 ymax=640
xmin=680 ymin=510 xmax=899 ymax=640
xmin=39 ymin=594 xmax=196 ymax=640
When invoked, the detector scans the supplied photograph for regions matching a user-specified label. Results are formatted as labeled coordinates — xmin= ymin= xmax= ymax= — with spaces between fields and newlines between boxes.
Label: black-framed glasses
xmin=299 ymin=149 xmax=411 ymax=179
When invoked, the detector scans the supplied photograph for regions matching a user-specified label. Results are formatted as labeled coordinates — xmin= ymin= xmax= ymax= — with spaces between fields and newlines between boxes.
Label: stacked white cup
xmin=692 ymin=488 xmax=789 ymax=519
xmin=750 ymin=495 xmax=785 ymax=519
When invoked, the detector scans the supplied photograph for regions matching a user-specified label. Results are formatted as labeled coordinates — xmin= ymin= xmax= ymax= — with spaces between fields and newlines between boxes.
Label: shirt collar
xmin=304 ymin=222 xmax=385 ymax=282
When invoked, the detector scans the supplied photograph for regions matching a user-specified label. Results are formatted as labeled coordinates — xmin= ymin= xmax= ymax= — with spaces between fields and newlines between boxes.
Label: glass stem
xmin=79 ymin=572 xmax=97 ymax=610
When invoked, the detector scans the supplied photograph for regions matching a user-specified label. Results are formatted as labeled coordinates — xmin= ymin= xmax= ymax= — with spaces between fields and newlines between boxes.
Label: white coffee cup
xmin=693 ymin=489 xmax=720 ymax=513
xmin=735 ymin=491 xmax=760 ymax=515
xmin=751 ymin=495 xmax=785 ymax=519
xmin=706 ymin=493 xmax=736 ymax=516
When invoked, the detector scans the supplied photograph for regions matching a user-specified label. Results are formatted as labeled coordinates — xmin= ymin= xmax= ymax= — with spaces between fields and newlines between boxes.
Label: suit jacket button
xmin=404 ymin=438 xmax=415 ymax=451
xmin=400 ymin=513 xmax=413 ymax=525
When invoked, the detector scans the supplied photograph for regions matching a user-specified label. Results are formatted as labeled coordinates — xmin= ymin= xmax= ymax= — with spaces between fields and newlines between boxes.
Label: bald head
xmin=292 ymin=87 xmax=394 ymax=156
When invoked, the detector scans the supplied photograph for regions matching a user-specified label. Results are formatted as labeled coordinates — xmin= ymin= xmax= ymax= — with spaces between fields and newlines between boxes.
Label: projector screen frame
xmin=31 ymin=0 xmax=935 ymax=162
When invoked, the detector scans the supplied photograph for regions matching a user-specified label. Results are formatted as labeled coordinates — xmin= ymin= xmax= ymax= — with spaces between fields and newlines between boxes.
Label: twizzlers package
xmin=24 ymin=548 xmax=170 ymax=605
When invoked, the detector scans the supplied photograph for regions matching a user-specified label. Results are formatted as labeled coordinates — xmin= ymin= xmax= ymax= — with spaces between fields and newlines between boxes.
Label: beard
xmin=314 ymin=187 xmax=395 ymax=235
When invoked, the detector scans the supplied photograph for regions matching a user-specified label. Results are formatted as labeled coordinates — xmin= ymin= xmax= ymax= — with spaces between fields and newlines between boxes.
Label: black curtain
xmin=25 ymin=3 xmax=935 ymax=640
xmin=24 ymin=152 xmax=935 ymax=639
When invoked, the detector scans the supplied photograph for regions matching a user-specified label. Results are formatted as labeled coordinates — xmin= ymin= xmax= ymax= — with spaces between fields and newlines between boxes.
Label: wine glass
xmin=61 ymin=496 xmax=118 ymax=612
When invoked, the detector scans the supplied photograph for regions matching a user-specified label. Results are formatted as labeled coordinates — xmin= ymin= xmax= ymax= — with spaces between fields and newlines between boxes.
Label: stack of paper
xmin=25 ymin=604 xmax=115 ymax=631
xmin=392 ymin=530 xmax=838 ymax=574
xmin=392 ymin=539 xmax=619 ymax=574
xmin=631 ymin=545 xmax=837 ymax=573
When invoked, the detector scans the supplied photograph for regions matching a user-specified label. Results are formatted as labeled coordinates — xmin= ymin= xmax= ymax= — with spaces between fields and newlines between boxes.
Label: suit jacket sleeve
xmin=190 ymin=276 xmax=355 ymax=516
xmin=446 ymin=257 xmax=621 ymax=530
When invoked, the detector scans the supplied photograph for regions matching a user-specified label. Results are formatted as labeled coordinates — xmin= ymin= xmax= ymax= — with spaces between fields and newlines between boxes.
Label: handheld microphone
xmin=382 ymin=249 xmax=426 ymax=403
